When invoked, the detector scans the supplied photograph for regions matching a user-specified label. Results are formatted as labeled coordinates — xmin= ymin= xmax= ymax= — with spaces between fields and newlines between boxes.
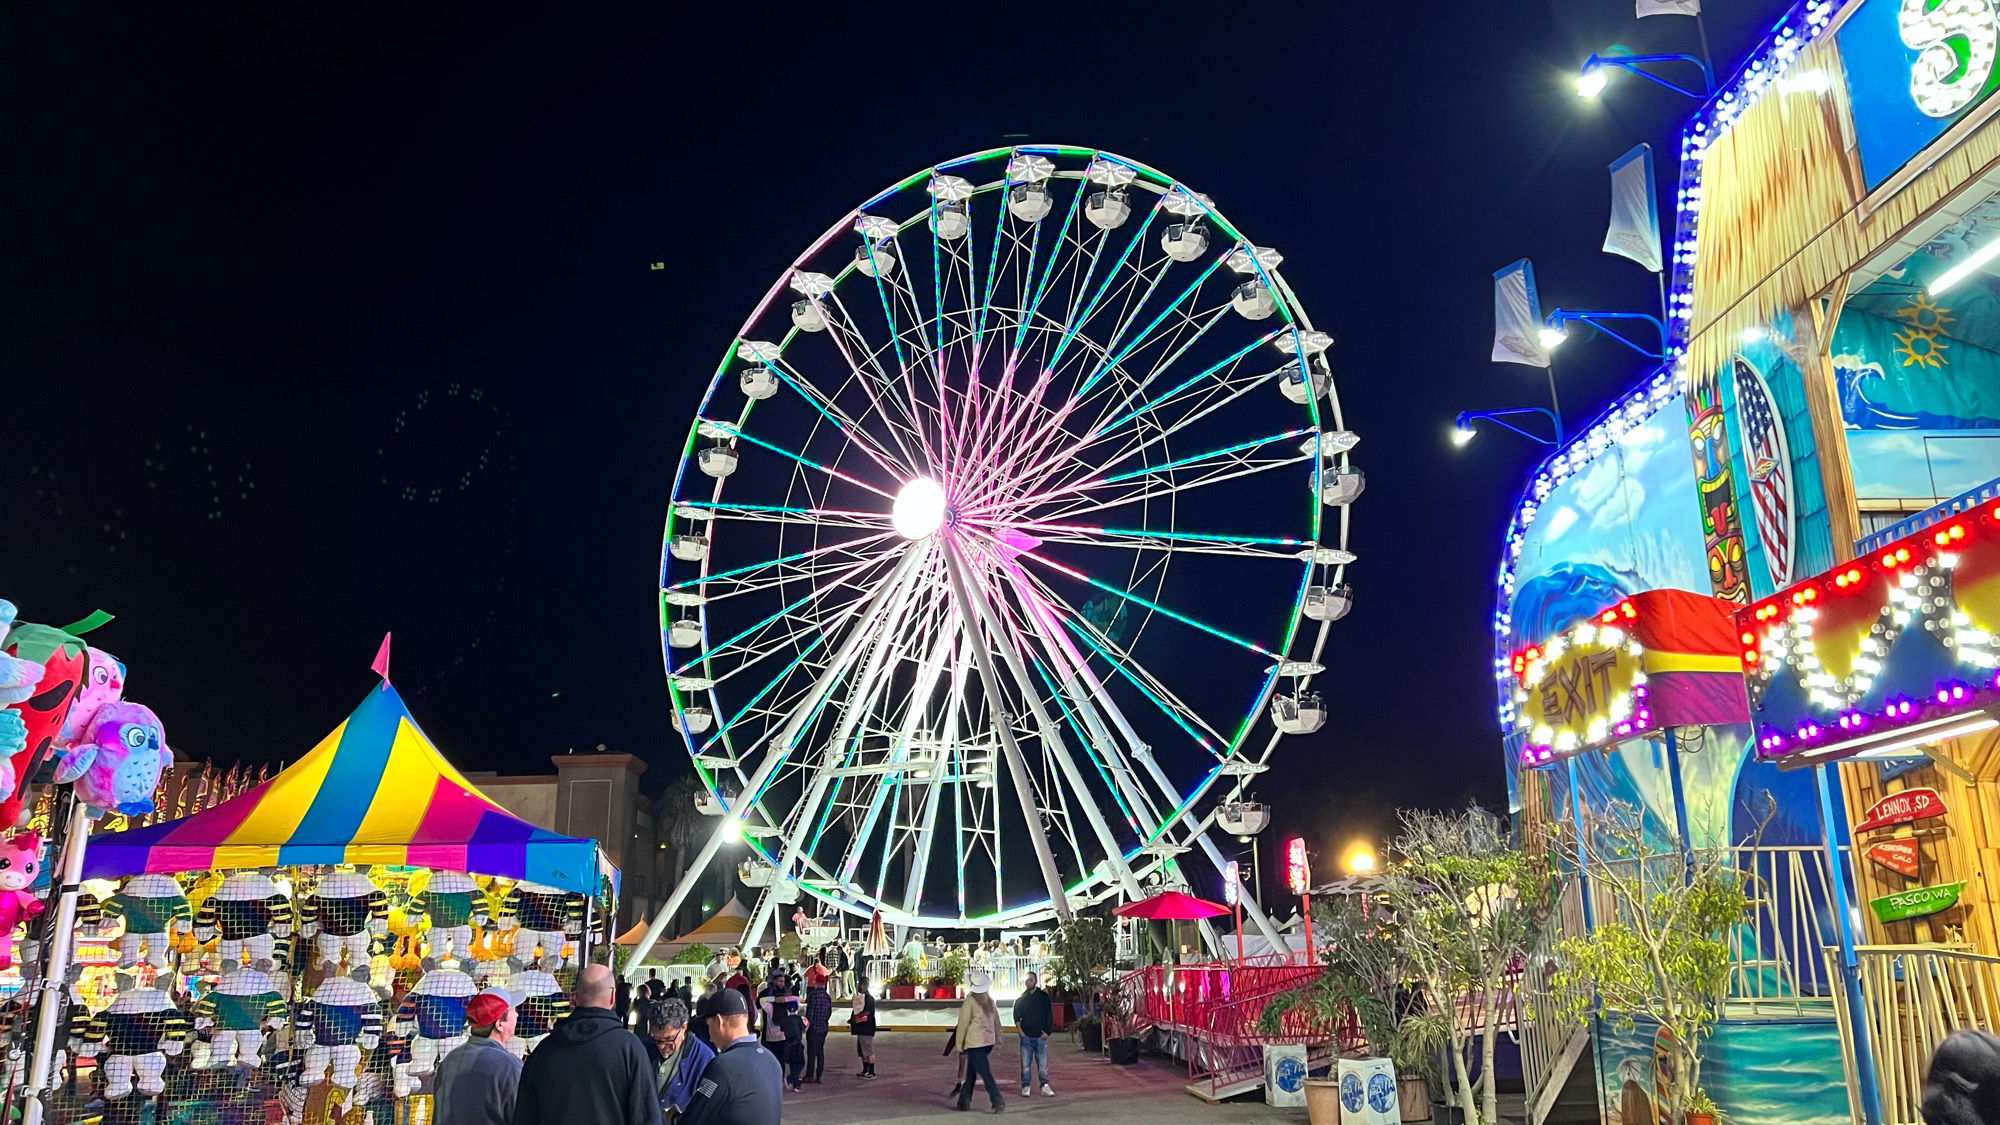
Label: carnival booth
xmin=42 ymin=681 xmax=614 ymax=1125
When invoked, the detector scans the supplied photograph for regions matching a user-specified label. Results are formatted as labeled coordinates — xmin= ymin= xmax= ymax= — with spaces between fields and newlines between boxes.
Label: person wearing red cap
xmin=435 ymin=987 xmax=523 ymax=1125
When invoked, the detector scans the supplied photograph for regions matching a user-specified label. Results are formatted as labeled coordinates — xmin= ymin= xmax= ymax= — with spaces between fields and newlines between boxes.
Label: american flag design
xmin=1732 ymin=355 xmax=1795 ymax=589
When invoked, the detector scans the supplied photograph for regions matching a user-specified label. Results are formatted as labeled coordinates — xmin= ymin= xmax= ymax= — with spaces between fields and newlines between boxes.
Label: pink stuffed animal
xmin=61 ymin=702 xmax=169 ymax=818
xmin=0 ymin=833 xmax=47 ymax=970
xmin=57 ymin=648 xmax=124 ymax=745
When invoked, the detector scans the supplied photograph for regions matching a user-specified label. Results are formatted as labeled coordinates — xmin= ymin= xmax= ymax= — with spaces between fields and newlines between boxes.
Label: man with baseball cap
xmin=434 ymin=986 xmax=523 ymax=1125
xmin=680 ymin=985 xmax=783 ymax=1125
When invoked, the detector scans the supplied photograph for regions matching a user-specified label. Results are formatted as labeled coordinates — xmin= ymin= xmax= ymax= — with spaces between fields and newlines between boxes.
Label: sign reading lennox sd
xmin=1854 ymin=787 xmax=1948 ymax=833
xmin=1871 ymin=880 xmax=1966 ymax=924
xmin=1866 ymin=839 xmax=1922 ymax=878
xmin=1839 ymin=0 xmax=2000 ymax=190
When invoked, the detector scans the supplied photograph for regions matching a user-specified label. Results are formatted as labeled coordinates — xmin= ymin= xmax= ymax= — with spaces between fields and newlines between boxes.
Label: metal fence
xmin=1827 ymin=943 xmax=1997 ymax=1125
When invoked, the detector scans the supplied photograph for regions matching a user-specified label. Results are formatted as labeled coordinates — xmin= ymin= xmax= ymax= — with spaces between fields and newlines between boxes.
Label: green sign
xmin=1871 ymin=881 xmax=1967 ymax=924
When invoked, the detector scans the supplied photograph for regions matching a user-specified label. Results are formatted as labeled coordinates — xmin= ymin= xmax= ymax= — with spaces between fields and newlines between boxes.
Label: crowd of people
xmin=424 ymin=954 xmax=1063 ymax=1124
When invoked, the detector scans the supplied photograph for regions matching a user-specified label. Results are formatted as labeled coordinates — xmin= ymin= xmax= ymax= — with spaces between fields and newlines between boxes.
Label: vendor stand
xmin=21 ymin=680 xmax=615 ymax=1125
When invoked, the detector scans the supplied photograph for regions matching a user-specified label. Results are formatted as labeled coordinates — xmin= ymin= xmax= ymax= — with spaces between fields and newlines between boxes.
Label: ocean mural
xmin=1503 ymin=391 xmax=1819 ymax=852
xmin=1834 ymin=199 xmax=2000 ymax=502
xmin=1593 ymin=1016 xmax=1850 ymax=1125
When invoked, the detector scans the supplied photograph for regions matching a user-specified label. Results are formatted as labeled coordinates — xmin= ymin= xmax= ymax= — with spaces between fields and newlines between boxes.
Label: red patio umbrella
xmin=1115 ymin=891 xmax=1229 ymax=967
xmin=1112 ymin=890 xmax=1229 ymax=920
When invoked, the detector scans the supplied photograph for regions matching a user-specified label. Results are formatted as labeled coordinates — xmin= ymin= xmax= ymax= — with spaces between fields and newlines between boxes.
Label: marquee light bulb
xmin=892 ymin=477 xmax=949 ymax=540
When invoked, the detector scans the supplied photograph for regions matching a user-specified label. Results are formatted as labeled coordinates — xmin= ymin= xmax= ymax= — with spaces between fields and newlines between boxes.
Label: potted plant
xmin=778 ymin=934 xmax=803 ymax=964
xmin=1382 ymin=806 xmax=1555 ymax=1125
xmin=1302 ymin=1072 xmax=1343 ymax=1125
xmin=1551 ymin=803 xmax=1752 ymax=1125
xmin=1686 ymin=1090 xmax=1720 ymax=1125
xmin=886 ymin=953 xmax=924 ymax=1000
xmin=1390 ymin=1010 xmax=1450 ymax=1123
xmin=931 ymin=949 xmax=968 ymax=999
xmin=1071 ymin=1013 xmax=1104 ymax=1053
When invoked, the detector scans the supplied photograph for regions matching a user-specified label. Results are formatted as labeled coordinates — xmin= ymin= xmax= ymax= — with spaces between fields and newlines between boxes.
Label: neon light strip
xmin=665 ymin=532 xmax=896 ymax=591
xmin=1101 ymin=428 xmax=1313 ymax=485
xmin=984 ymin=520 xmax=1305 ymax=547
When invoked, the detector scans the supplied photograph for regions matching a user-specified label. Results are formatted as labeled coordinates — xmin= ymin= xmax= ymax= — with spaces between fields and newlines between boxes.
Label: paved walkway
xmin=775 ymin=1032 xmax=1310 ymax=1124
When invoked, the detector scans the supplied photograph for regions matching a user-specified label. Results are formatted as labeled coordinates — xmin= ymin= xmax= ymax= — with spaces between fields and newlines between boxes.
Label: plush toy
xmin=506 ymin=958 xmax=569 ymax=1059
xmin=294 ymin=970 xmax=383 ymax=1091
xmin=0 ymin=833 xmax=45 ymax=972
xmin=76 ymin=976 xmax=192 ymax=1100
xmin=191 ymin=959 xmax=287 ymax=1070
xmin=0 ymin=834 xmax=44 ymax=965
xmin=0 ymin=615 xmax=91 ymax=824
xmin=414 ymin=870 xmax=486 ymax=965
xmin=59 ymin=701 xmax=170 ymax=818
xmin=57 ymin=647 xmax=124 ymax=745
xmin=393 ymin=962 xmax=475 ymax=1096
xmin=96 ymin=873 xmax=194 ymax=970
xmin=196 ymin=870 xmax=293 ymax=970
xmin=0 ymin=604 xmax=43 ymax=764
xmin=300 ymin=870 xmax=388 ymax=973
xmin=501 ymin=880 xmax=585 ymax=970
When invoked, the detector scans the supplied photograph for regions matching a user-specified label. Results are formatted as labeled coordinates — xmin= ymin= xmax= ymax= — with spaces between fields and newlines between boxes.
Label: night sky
xmin=4 ymin=5 xmax=1775 ymax=883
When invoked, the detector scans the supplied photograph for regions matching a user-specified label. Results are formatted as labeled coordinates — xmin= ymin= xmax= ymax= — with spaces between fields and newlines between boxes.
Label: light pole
xmin=1542 ymin=307 xmax=1668 ymax=361
xmin=1576 ymin=52 xmax=1715 ymax=101
xmin=1452 ymin=407 xmax=1564 ymax=450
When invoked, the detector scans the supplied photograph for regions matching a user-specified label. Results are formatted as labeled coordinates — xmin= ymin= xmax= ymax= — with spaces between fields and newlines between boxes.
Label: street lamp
xmin=1452 ymin=408 xmax=1564 ymax=449
xmin=1543 ymin=307 xmax=1667 ymax=361
xmin=1344 ymin=848 xmax=1378 ymax=876
xmin=1577 ymin=52 xmax=1716 ymax=101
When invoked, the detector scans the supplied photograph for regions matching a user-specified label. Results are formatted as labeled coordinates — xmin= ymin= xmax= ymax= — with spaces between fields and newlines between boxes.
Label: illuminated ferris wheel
xmin=648 ymin=146 xmax=1359 ymax=952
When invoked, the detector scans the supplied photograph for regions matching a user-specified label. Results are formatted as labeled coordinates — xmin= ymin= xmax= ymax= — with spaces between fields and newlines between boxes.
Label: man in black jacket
xmin=683 ymin=986 xmax=784 ymax=1125
xmin=514 ymin=964 xmax=659 ymax=1125
xmin=1012 ymin=972 xmax=1054 ymax=1098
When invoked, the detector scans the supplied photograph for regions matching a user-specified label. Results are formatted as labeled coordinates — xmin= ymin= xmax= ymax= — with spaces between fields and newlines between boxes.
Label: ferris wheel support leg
xmin=1132 ymin=745 xmax=1289 ymax=953
xmin=950 ymin=547 xmax=1151 ymax=912
xmin=743 ymin=547 xmax=933 ymax=951
xmin=624 ymin=818 xmax=732 ymax=981
xmin=634 ymin=546 xmax=926 ymax=982
xmin=943 ymin=543 xmax=1074 ymax=922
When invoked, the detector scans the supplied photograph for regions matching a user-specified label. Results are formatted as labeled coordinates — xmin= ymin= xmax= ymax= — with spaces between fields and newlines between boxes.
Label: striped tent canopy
xmin=83 ymin=683 xmax=604 ymax=892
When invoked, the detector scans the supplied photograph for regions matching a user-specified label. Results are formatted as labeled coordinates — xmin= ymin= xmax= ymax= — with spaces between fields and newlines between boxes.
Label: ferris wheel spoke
xmin=955 ymin=548 xmax=1148 ymax=902
xmin=1077 ymin=251 xmax=1230 ymax=402
xmin=975 ymin=426 xmax=1310 ymax=517
xmin=984 ymin=544 xmax=1232 ymax=752
xmin=667 ymin=531 xmax=899 ymax=599
xmin=676 ymin=501 xmax=896 ymax=533
xmin=858 ymin=256 xmax=947 ymax=473
xmin=764 ymin=358 xmax=913 ymax=481
xmin=982 ymin=527 xmax=1278 ymax=663
xmin=699 ymin=419 xmax=898 ymax=501
xmin=1023 ymin=451 xmax=1316 ymax=525
xmin=1046 ymin=205 xmax=1161 ymax=376
xmin=814 ymin=298 xmax=932 ymax=471
xmin=974 ymin=520 xmax=1309 ymax=560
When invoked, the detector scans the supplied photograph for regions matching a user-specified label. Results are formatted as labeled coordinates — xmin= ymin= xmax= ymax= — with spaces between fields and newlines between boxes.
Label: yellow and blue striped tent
xmin=84 ymin=684 xmax=605 ymax=892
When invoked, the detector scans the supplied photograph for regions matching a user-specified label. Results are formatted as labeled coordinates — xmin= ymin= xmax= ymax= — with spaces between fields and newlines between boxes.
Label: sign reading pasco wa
xmin=1854 ymin=787 xmax=1948 ymax=833
xmin=1866 ymin=839 xmax=1921 ymax=878
xmin=1871 ymin=881 xmax=1967 ymax=924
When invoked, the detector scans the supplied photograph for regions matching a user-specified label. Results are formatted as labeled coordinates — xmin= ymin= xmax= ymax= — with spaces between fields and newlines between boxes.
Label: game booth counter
xmin=19 ymin=675 xmax=619 ymax=1125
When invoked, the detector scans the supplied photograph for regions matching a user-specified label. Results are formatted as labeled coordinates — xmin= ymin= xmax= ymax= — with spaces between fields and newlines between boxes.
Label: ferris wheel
xmin=638 ymin=146 xmax=1359 ymax=960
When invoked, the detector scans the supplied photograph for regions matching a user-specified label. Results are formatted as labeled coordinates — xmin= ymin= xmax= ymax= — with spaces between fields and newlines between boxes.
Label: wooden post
xmin=1801 ymin=281 xmax=1863 ymax=561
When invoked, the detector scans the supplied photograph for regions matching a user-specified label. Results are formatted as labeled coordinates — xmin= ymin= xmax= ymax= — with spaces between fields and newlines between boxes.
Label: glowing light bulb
xmin=1577 ymin=66 xmax=1609 ymax=98
xmin=1451 ymin=425 xmax=1477 ymax=447
xmin=892 ymin=477 xmax=949 ymax=540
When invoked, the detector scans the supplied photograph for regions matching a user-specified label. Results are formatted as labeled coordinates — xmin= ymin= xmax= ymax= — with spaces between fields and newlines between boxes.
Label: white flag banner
xmin=1637 ymin=0 xmax=1700 ymax=15
xmin=1492 ymin=259 xmax=1551 ymax=368
xmin=1603 ymin=144 xmax=1663 ymax=273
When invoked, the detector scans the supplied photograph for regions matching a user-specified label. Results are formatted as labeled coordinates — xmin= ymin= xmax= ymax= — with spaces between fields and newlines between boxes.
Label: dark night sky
xmin=3 ymin=4 xmax=1775 ymax=873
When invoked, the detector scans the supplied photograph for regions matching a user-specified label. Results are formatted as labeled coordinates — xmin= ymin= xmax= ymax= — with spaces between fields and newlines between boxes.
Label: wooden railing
xmin=1827 ymin=943 xmax=1997 ymax=1125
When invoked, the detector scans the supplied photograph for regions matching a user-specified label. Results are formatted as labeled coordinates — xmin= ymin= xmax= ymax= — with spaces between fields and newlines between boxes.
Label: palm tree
xmin=660 ymin=771 xmax=713 ymax=933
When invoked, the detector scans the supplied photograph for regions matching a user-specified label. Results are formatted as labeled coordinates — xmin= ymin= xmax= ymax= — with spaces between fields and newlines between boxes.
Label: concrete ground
xmin=777 ymin=1031 xmax=1311 ymax=1124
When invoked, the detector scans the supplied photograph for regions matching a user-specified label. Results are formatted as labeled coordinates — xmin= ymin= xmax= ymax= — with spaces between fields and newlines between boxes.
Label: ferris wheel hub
xmin=891 ymin=476 xmax=950 ymax=540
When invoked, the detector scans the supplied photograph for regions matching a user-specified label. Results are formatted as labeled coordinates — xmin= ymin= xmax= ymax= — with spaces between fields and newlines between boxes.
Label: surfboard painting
xmin=1731 ymin=353 xmax=1797 ymax=591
